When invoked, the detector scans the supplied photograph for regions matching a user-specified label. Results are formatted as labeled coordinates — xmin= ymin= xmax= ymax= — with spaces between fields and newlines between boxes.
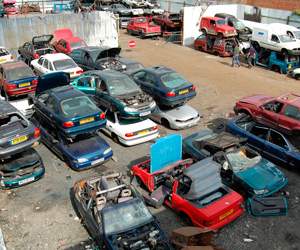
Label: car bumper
xmin=170 ymin=115 xmax=201 ymax=130
xmin=142 ymin=32 xmax=161 ymax=37
xmin=119 ymin=131 xmax=159 ymax=146
xmin=0 ymin=137 xmax=40 ymax=158
xmin=255 ymin=178 xmax=288 ymax=198
xmin=1 ymin=165 xmax=45 ymax=189
xmin=6 ymin=87 xmax=36 ymax=97
xmin=160 ymin=92 xmax=196 ymax=107
xmin=63 ymin=120 xmax=106 ymax=137
xmin=69 ymin=150 xmax=113 ymax=170
xmin=121 ymin=107 xmax=156 ymax=119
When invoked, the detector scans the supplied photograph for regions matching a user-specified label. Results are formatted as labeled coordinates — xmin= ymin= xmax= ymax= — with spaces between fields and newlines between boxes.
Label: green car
xmin=71 ymin=70 xmax=157 ymax=119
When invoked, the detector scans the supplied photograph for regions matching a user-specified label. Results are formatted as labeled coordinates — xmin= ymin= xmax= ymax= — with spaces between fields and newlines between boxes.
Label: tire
xmin=161 ymin=118 xmax=170 ymax=129
xmin=272 ymin=65 xmax=282 ymax=74
xmin=295 ymin=74 xmax=300 ymax=80
xmin=201 ymin=29 xmax=207 ymax=35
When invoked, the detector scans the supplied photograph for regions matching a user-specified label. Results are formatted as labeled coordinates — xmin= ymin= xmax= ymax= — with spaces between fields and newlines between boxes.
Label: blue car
xmin=183 ymin=129 xmax=287 ymax=197
xmin=227 ymin=114 xmax=300 ymax=169
xmin=131 ymin=66 xmax=196 ymax=107
xmin=33 ymin=72 xmax=106 ymax=138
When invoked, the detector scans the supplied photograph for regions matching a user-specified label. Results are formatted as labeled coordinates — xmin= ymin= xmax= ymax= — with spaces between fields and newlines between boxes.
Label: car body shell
xmin=0 ymin=47 xmax=13 ymax=64
xmin=131 ymin=66 xmax=196 ymax=107
xmin=31 ymin=53 xmax=83 ymax=79
xmin=200 ymin=17 xmax=237 ymax=38
xmin=293 ymin=67 xmax=300 ymax=79
xmin=0 ymin=61 xmax=37 ymax=97
xmin=150 ymin=104 xmax=200 ymax=130
xmin=152 ymin=12 xmax=182 ymax=31
xmin=131 ymin=158 xmax=244 ymax=230
xmin=127 ymin=17 xmax=161 ymax=37
xmin=0 ymin=100 xmax=40 ymax=158
xmin=0 ymin=148 xmax=45 ymax=189
xmin=118 ymin=57 xmax=144 ymax=75
xmin=234 ymin=93 xmax=300 ymax=134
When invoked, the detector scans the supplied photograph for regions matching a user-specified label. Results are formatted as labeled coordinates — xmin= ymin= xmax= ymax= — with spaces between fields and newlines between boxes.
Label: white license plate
xmin=18 ymin=176 xmax=34 ymax=185
xmin=92 ymin=158 xmax=104 ymax=165
xmin=140 ymin=111 xmax=151 ymax=116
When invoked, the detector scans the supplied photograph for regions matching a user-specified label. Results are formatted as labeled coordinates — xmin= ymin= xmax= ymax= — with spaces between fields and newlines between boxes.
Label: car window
xmin=250 ymin=126 xmax=268 ymax=140
xmin=45 ymin=96 xmax=57 ymax=112
xmin=133 ymin=71 xmax=146 ymax=81
xmin=6 ymin=66 xmax=34 ymax=81
xmin=271 ymin=35 xmax=280 ymax=43
xmin=263 ymin=101 xmax=284 ymax=113
xmin=105 ymin=110 xmax=115 ymax=123
xmin=53 ymin=59 xmax=77 ymax=70
xmin=83 ymin=53 xmax=93 ymax=66
xmin=105 ymin=76 xmax=140 ymax=96
xmin=43 ymin=59 xmax=49 ymax=69
xmin=160 ymin=72 xmax=187 ymax=89
xmin=49 ymin=62 xmax=54 ymax=71
xmin=144 ymin=73 xmax=157 ymax=85
xmin=268 ymin=130 xmax=289 ymax=149
xmin=77 ymin=76 xmax=94 ymax=88
xmin=38 ymin=57 xmax=44 ymax=65
xmin=283 ymin=105 xmax=300 ymax=120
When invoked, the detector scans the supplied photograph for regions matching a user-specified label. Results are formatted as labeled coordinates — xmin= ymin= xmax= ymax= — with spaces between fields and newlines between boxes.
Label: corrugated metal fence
xmin=0 ymin=11 xmax=119 ymax=50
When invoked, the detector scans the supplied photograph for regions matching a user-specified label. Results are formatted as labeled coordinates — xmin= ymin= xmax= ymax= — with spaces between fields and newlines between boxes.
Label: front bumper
xmin=170 ymin=115 xmax=200 ymax=130
xmin=119 ymin=131 xmax=159 ymax=146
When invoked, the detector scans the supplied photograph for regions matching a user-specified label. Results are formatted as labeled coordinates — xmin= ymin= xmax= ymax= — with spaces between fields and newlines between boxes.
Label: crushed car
xmin=0 ymin=100 xmax=40 ymax=158
xmin=127 ymin=17 xmax=161 ymax=38
xmin=71 ymin=70 xmax=157 ymax=119
xmin=131 ymin=134 xmax=244 ymax=230
xmin=71 ymin=172 xmax=172 ymax=249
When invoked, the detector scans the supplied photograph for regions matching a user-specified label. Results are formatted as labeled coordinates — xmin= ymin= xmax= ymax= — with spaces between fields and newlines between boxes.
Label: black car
xmin=69 ymin=46 xmax=126 ymax=72
xmin=71 ymin=173 xmax=172 ymax=249
xmin=0 ymin=100 xmax=40 ymax=158
xmin=18 ymin=35 xmax=55 ymax=65
xmin=131 ymin=66 xmax=196 ymax=107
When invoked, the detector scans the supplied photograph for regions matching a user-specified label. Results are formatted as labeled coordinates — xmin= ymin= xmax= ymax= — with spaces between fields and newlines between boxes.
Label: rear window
xmin=6 ymin=66 xmax=34 ymax=81
xmin=160 ymin=72 xmax=188 ymax=89
xmin=53 ymin=59 xmax=77 ymax=70
xmin=216 ymin=19 xmax=226 ymax=25
xmin=0 ymin=48 xmax=9 ymax=57
xmin=60 ymin=96 xmax=99 ymax=118
xmin=284 ymin=105 xmax=300 ymax=120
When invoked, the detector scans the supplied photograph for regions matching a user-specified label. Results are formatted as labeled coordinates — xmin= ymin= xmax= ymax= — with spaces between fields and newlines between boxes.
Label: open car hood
xmin=36 ymin=72 xmax=70 ymax=95
xmin=53 ymin=28 xmax=73 ymax=41
xmin=96 ymin=47 xmax=121 ymax=60
xmin=32 ymin=35 xmax=54 ymax=45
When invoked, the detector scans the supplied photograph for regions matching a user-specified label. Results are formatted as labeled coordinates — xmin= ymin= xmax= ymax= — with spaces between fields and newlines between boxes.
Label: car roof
xmin=50 ymin=85 xmax=84 ymax=100
xmin=277 ymin=93 xmax=300 ymax=107
xmin=143 ymin=66 xmax=174 ymax=75
xmin=1 ymin=60 xmax=28 ymax=70
xmin=40 ymin=53 xmax=71 ymax=61
xmin=0 ymin=100 xmax=18 ymax=114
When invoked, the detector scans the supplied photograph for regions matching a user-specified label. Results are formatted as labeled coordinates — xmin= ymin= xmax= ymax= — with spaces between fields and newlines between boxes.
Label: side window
xmin=38 ymin=58 xmax=44 ymax=65
xmin=263 ymin=101 xmax=284 ymax=113
xmin=133 ymin=71 xmax=146 ymax=81
xmin=45 ymin=96 xmax=57 ymax=112
xmin=144 ymin=73 xmax=157 ymax=85
xmin=269 ymin=130 xmax=288 ymax=149
xmin=209 ymin=20 xmax=216 ymax=26
xmin=42 ymin=59 xmax=49 ymax=69
xmin=106 ymin=110 xmax=115 ymax=123
xmin=77 ymin=76 xmax=94 ymax=87
xmin=284 ymin=105 xmax=300 ymax=120
xmin=99 ymin=80 xmax=108 ymax=92
xmin=48 ymin=62 xmax=54 ymax=71
xmin=271 ymin=35 xmax=280 ymax=43
xmin=250 ymin=126 xmax=269 ymax=140
xmin=227 ymin=18 xmax=234 ymax=27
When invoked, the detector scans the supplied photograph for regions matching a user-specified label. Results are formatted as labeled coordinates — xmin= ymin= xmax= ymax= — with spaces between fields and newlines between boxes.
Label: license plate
xmin=18 ymin=176 xmax=34 ymax=185
xmin=11 ymin=135 xmax=28 ymax=145
xmin=138 ymin=130 xmax=149 ymax=135
xmin=92 ymin=158 xmax=104 ymax=165
xmin=80 ymin=117 xmax=95 ymax=125
xmin=219 ymin=209 xmax=234 ymax=221
xmin=19 ymin=82 xmax=30 ymax=88
xmin=140 ymin=111 xmax=151 ymax=117
xmin=179 ymin=89 xmax=189 ymax=95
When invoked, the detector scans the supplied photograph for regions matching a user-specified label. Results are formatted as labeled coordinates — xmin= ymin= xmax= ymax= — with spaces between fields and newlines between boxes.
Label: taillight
xmin=151 ymin=126 xmax=158 ymax=131
xmin=191 ymin=85 xmax=196 ymax=91
xmin=32 ymin=79 xmax=38 ymax=85
xmin=76 ymin=70 xmax=83 ymax=74
xmin=6 ymin=83 xmax=17 ymax=90
xmin=100 ymin=112 xmax=106 ymax=119
xmin=63 ymin=121 xmax=74 ymax=128
xmin=34 ymin=127 xmax=40 ymax=138
xmin=33 ymin=53 xmax=39 ymax=59
xmin=166 ymin=91 xmax=176 ymax=97
xmin=125 ymin=132 xmax=134 ymax=137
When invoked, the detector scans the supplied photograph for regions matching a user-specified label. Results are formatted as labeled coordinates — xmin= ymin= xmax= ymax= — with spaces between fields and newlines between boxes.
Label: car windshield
xmin=60 ymin=96 xmax=99 ymax=118
xmin=103 ymin=199 xmax=153 ymax=235
xmin=160 ymin=72 xmax=188 ymax=89
xmin=0 ymin=48 xmax=9 ymax=57
xmin=234 ymin=20 xmax=245 ymax=30
xmin=216 ymin=19 xmax=226 ymax=25
xmin=106 ymin=77 xmax=140 ymax=96
xmin=293 ymin=31 xmax=300 ymax=40
xmin=6 ymin=66 xmax=34 ymax=81
xmin=70 ymin=41 xmax=86 ymax=49
xmin=226 ymin=149 xmax=261 ymax=172
xmin=53 ymin=59 xmax=77 ymax=70
xmin=279 ymin=35 xmax=295 ymax=43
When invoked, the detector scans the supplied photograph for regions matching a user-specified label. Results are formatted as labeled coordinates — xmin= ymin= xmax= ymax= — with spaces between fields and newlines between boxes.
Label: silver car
xmin=150 ymin=104 xmax=201 ymax=130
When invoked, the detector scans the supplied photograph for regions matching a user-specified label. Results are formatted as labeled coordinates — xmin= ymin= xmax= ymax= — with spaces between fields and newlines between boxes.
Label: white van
xmin=269 ymin=23 xmax=300 ymax=41
xmin=251 ymin=24 xmax=300 ymax=55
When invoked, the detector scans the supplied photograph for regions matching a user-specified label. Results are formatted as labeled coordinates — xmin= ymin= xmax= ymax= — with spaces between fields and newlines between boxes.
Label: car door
xmin=0 ymin=67 xmax=4 ymax=89
xmin=260 ymin=100 xmax=283 ymax=128
xmin=132 ymin=71 xmax=155 ymax=95
xmin=270 ymin=34 xmax=280 ymax=51
xmin=247 ymin=125 xmax=269 ymax=154
xmin=95 ymin=79 xmax=113 ymax=110
xmin=264 ymin=129 xmax=289 ymax=165
xmin=279 ymin=104 xmax=300 ymax=132
xmin=75 ymin=75 xmax=96 ymax=95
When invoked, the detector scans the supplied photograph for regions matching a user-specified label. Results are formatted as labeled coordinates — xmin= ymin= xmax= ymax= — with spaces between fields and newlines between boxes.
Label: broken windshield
xmin=226 ymin=149 xmax=261 ymax=172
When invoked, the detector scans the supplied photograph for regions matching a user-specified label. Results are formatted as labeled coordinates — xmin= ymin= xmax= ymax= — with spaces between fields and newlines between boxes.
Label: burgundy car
xmin=234 ymin=93 xmax=300 ymax=135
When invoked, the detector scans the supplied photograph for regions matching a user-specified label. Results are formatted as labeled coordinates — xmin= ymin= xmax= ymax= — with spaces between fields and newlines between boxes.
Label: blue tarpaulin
xmin=150 ymin=134 xmax=182 ymax=173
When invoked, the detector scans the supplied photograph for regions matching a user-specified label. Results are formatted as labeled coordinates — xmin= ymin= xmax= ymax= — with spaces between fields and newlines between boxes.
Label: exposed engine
xmin=111 ymin=224 xmax=169 ymax=250
xmin=96 ymin=57 xmax=126 ymax=72
xmin=120 ymin=92 xmax=154 ymax=108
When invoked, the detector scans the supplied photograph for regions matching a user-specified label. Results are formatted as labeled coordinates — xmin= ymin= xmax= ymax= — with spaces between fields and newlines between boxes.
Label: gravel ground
xmin=0 ymin=30 xmax=300 ymax=250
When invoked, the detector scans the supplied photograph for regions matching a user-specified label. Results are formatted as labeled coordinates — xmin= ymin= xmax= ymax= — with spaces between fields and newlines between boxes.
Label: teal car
xmin=71 ymin=70 xmax=157 ymax=119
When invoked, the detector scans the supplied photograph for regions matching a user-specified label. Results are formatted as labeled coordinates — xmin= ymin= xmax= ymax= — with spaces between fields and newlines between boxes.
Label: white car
xmin=269 ymin=23 xmax=300 ymax=42
xmin=292 ymin=68 xmax=300 ymax=80
xmin=101 ymin=111 xmax=159 ymax=146
xmin=0 ymin=47 xmax=13 ymax=64
xmin=31 ymin=53 xmax=83 ymax=79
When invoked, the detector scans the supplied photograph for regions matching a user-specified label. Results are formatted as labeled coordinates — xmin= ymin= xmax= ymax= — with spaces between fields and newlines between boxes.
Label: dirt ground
xmin=1 ymin=30 xmax=300 ymax=250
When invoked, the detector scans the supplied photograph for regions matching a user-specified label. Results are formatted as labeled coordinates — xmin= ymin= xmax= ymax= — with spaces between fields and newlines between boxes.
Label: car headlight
xmin=149 ymin=101 xmax=156 ymax=109
xmin=77 ymin=158 xmax=89 ymax=163
xmin=124 ymin=106 xmax=137 ymax=112
xmin=104 ymin=147 xmax=112 ymax=155
xmin=253 ymin=189 xmax=268 ymax=195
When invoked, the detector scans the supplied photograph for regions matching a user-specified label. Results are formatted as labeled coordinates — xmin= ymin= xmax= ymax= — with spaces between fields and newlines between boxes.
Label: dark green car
xmin=71 ymin=70 xmax=157 ymax=119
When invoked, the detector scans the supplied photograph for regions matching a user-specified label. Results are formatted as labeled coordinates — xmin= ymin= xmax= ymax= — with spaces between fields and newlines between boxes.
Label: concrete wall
xmin=0 ymin=11 xmax=119 ymax=50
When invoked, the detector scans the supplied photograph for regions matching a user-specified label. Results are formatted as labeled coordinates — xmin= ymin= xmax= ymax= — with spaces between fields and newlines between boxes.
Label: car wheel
xmin=161 ymin=118 xmax=170 ymax=129
xmin=201 ymin=29 xmax=206 ymax=35
xmin=295 ymin=74 xmax=300 ymax=80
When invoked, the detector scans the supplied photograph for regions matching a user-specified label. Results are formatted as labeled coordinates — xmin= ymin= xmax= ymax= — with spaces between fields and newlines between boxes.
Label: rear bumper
xmin=143 ymin=32 xmax=161 ymax=37
xmin=6 ymin=87 xmax=36 ymax=97
xmin=63 ymin=120 xmax=106 ymax=137
xmin=119 ymin=131 xmax=159 ymax=146
xmin=160 ymin=92 xmax=196 ymax=107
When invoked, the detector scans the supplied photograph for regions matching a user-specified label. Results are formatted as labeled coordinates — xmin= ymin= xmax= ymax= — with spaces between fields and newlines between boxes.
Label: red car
xmin=234 ymin=93 xmax=300 ymax=135
xmin=152 ymin=12 xmax=182 ymax=31
xmin=131 ymin=158 xmax=244 ymax=230
xmin=52 ymin=28 xmax=87 ymax=54
xmin=200 ymin=17 xmax=237 ymax=38
xmin=127 ymin=17 xmax=161 ymax=38
xmin=194 ymin=34 xmax=234 ymax=57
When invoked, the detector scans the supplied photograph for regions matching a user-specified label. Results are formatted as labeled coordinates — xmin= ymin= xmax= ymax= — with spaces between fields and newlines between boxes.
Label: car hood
xmin=217 ymin=24 xmax=236 ymax=32
xmin=238 ymin=94 xmax=274 ymax=106
xmin=96 ymin=47 xmax=121 ymax=60
xmin=235 ymin=159 xmax=286 ymax=191
xmin=64 ymin=136 xmax=110 ymax=159
xmin=53 ymin=29 xmax=73 ymax=41
xmin=161 ymin=104 xmax=199 ymax=120
xmin=32 ymin=35 xmax=53 ymax=45
xmin=36 ymin=72 xmax=70 ymax=95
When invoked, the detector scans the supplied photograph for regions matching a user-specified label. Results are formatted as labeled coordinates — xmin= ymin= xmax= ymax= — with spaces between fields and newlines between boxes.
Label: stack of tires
xmin=3 ymin=0 xmax=17 ymax=16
